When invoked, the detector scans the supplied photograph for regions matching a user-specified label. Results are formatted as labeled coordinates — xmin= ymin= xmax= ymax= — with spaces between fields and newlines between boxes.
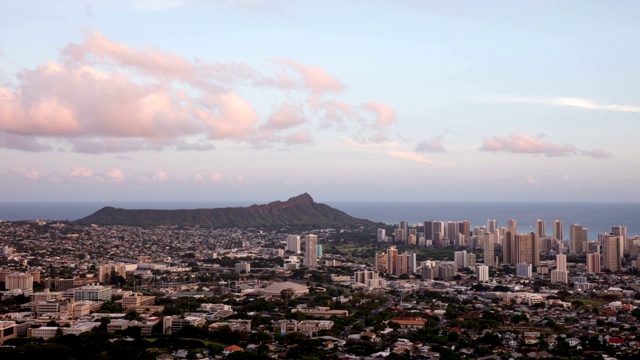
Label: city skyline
xmin=2 ymin=1 xmax=640 ymax=202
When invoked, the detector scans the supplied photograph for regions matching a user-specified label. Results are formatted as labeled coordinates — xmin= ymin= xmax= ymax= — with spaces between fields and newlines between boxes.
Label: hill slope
xmin=74 ymin=193 xmax=374 ymax=227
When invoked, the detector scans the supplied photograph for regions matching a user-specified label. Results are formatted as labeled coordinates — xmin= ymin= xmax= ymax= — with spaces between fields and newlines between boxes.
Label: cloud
xmin=504 ymin=97 xmax=640 ymax=113
xmin=416 ymin=137 xmax=445 ymax=153
xmin=105 ymin=168 xmax=125 ymax=183
xmin=480 ymin=133 xmax=576 ymax=156
xmin=152 ymin=170 xmax=169 ymax=182
xmin=0 ymin=31 xmax=397 ymax=153
xmin=277 ymin=59 xmax=346 ymax=95
xmin=388 ymin=151 xmax=456 ymax=167
xmin=263 ymin=102 xmax=305 ymax=130
xmin=480 ymin=133 xmax=613 ymax=159
xmin=363 ymin=102 xmax=397 ymax=129
xmin=70 ymin=167 xmax=94 ymax=178
xmin=284 ymin=130 xmax=313 ymax=145
xmin=580 ymin=148 xmax=614 ymax=159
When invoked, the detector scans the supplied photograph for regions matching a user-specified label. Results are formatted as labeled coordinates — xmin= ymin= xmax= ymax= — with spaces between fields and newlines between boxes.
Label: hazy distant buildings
xmin=399 ymin=221 xmax=408 ymax=242
xmin=611 ymin=226 xmax=627 ymax=254
xmin=487 ymin=219 xmax=497 ymax=234
xmin=377 ymin=229 xmax=386 ymax=242
xmin=516 ymin=263 xmax=532 ymax=278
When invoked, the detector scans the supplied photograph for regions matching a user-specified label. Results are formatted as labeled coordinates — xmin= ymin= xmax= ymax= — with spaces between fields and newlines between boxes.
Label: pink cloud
xmin=480 ymin=133 xmax=613 ymax=159
xmin=480 ymin=133 xmax=577 ymax=156
xmin=416 ymin=137 xmax=445 ymax=153
xmin=210 ymin=173 xmax=222 ymax=182
xmin=263 ymin=102 xmax=305 ymax=130
xmin=70 ymin=167 xmax=95 ymax=178
xmin=388 ymin=151 xmax=456 ymax=167
xmin=278 ymin=59 xmax=345 ymax=94
xmin=0 ymin=31 xmax=398 ymax=153
xmin=363 ymin=102 xmax=397 ymax=129
xmin=105 ymin=168 xmax=125 ymax=183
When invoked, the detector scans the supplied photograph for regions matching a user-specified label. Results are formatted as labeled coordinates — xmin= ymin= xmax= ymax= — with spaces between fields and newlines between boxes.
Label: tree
xmin=280 ymin=288 xmax=295 ymax=301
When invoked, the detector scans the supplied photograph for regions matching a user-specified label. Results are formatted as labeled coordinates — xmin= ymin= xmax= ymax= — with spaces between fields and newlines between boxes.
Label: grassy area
xmin=566 ymin=297 xmax=607 ymax=308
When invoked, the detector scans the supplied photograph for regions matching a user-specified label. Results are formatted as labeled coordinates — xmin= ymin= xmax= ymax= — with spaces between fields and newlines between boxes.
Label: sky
xmin=1 ymin=0 xmax=639 ymax=203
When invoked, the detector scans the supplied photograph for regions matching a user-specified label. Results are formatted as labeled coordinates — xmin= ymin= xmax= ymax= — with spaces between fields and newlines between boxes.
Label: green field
xmin=566 ymin=298 xmax=607 ymax=308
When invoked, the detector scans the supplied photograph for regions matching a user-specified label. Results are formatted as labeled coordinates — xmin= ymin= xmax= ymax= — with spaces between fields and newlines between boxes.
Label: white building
xmin=286 ymin=235 xmax=301 ymax=253
xmin=516 ymin=263 xmax=532 ymax=278
xmin=476 ymin=265 xmax=489 ymax=283
xmin=5 ymin=273 xmax=33 ymax=291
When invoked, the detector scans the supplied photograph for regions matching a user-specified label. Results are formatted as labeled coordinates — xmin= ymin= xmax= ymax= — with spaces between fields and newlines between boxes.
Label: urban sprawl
xmin=0 ymin=218 xmax=639 ymax=359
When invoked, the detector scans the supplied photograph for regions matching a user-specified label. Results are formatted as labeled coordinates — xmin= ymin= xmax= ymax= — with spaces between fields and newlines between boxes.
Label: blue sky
xmin=1 ymin=0 xmax=639 ymax=202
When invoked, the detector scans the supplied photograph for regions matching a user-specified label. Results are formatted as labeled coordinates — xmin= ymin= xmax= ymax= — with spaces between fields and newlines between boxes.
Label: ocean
xmin=0 ymin=201 xmax=638 ymax=238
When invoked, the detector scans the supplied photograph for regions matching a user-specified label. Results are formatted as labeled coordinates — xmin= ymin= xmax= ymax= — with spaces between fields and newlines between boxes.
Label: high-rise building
xmin=553 ymin=220 xmax=564 ymax=241
xmin=508 ymin=219 xmax=517 ymax=230
xmin=556 ymin=254 xmax=567 ymax=271
xmin=424 ymin=221 xmax=434 ymax=241
xmin=515 ymin=232 xmax=539 ymax=266
xmin=487 ymin=219 xmax=497 ymax=234
xmin=410 ymin=253 xmax=417 ymax=273
xmin=569 ymin=224 xmax=584 ymax=255
xmin=446 ymin=222 xmax=460 ymax=241
xmin=551 ymin=254 xmax=568 ymax=283
xmin=387 ymin=247 xmax=398 ymax=275
xmin=394 ymin=229 xmax=404 ymax=243
xmin=503 ymin=231 xmax=514 ymax=265
xmin=476 ymin=265 xmax=490 ymax=282
xmin=454 ymin=250 xmax=467 ymax=268
xmin=304 ymin=235 xmax=318 ymax=270
xmin=484 ymin=233 xmax=495 ymax=267
xmin=374 ymin=252 xmax=388 ymax=273
xmin=399 ymin=221 xmax=408 ymax=242
xmin=317 ymin=244 xmax=323 ymax=258
xmin=466 ymin=253 xmax=476 ymax=268
xmin=586 ymin=253 xmax=601 ymax=274
xmin=603 ymin=235 xmax=622 ymax=272
xmin=458 ymin=220 xmax=470 ymax=242
xmin=396 ymin=252 xmax=412 ymax=276
xmin=377 ymin=229 xmax=386 ymax=242
xmin=536 ymin=219 xmax=546 ymax=238
xmin=611 ymin=226 xmax=628 ymax=254
xmin=287 ymin=235 xmax=301 ymax=254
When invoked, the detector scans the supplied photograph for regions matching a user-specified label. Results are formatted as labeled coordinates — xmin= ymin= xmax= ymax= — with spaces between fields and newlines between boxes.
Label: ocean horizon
xmin=0 ymin=200 xmax=638 ymax=239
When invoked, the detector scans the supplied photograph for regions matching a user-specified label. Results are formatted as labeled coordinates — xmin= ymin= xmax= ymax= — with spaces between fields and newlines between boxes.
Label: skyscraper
xmin=484 ymin=233 xmax=495 ymax=267
xmin=458 ymin=220 xmax=470 ymax=242
xmin=503 ymin=231 xmax=514 ymax=265
xmin=454 ymin=250 xmax=467 ymax=268
xmin=286 ymin=235 xmax=301 ymax=254
xmin=446 ymin=221 xmax=460 ymax=241
xmin=586 ymin=253 xmax=601 ymax=274
xmin=377 ymin=229 xmax=386 ymax=242
xmin=487 ymin=219 xmax=497 ymax=234
xmin=396 ymin=252 xmax=412 ymax=276
xmin=603 ymin=235 xmax=622 ymax=272
xmin=551 ymin=254 xmax=568 ymax=284
xmin=515 ymin=232 xmax=539 ymax=266
xmin=424 ymin=221 xmax=434 ymax=241
xmin=536 ymin=219 xmax=546 ymax=238
xmin=399 ymin=221 xmax=408 ymax=242
xmin=611 ymin=226 xmax=628 ymax=254
xmin=387 ymin=246 xmax=398 ymax=275
xmin=553 ymin=220 xmax=564 ymax=241
xmin=304 ymin=234 xmax=318 ymax=270
xmin=570 ymin=224 xmax=584 ymax=255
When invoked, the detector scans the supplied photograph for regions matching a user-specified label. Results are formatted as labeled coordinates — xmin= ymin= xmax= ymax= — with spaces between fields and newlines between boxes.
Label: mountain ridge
xmin=74 ymin=193 xmax=374 ymax=228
